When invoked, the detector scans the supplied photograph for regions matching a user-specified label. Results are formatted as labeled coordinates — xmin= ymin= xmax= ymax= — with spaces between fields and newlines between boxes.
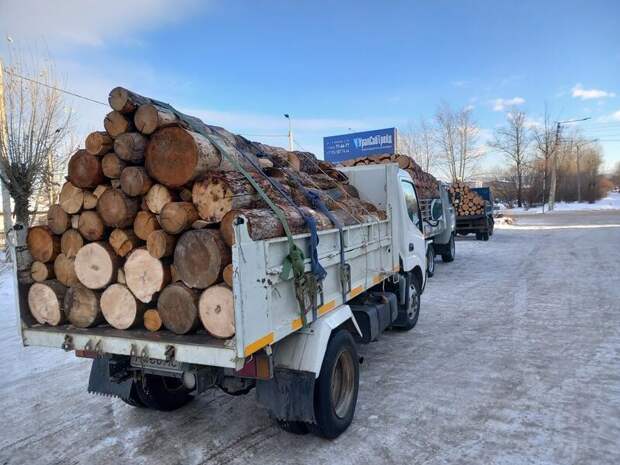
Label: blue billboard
xmin=323 ymin=127 xmax=397 ymax=162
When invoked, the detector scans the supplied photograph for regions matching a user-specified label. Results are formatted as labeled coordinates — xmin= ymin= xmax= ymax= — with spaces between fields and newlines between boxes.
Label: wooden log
xmin=78 ymin=211 xmax=105 ymax=241
xmin=54 ymin=253 xmax=79 ymax=286
xmin=144 ymin=184 xmax=174 ymax=214
xmin=124 ymin=248 xmax=170 ymax=303
xmin=104 ymin=110 xmax=134 ymax=138
xmin=179 ymin=188 xmax=192 ymax=202
xmin=97 ymin=189 xmax=139 ymax=228
xmin=47 ymin=204 xmax=70 ymax=235
xmin=199 ymin=284 xmax=235 ymax=338
xmin=159 ymin=202 xmax=199 ymax=234
xmin=146 ymin=230 xmax=176 ymax=259
xmin=59 ymin=182 xmax=84 ymax=214
xmin=120 ymin=166 xmax=153 ymax=197
xmin=117 ymin=268 xmax=126 ymax=284
xmin=170 ymin=263 xmax=180 ymax=282
xmin=28 ymin=280 xmax=67 ymax=326
xmin=64 ymin=285 xmax=103 ymax=328
xmin=222 ymin=263 xmax=233 ymax=288
xmin=101 ymin=152 xmax=127 ymax=179
xmin=288 ymin=151 xmax=320 ymax=174
xmin=134 ymin=103 xmax=180 ymax=135
xmin=67 ymin=149 xmax=105 ymax=189
xmin=109 ymin=228 xmax=141 ymax=257
xmin=100 ymin=283 xmax=145 ymax=329
xmin=60 ymin=229 xmax=83 ymax=258
xmin=31 ymin=261 xmax=54 ymax=282
xmin=133 ymin=210 xmax=161 ymax=240
xmin=82 ymin=191 xmax=98 ymax=210
xmin=157 ymin=282 xmax=200 ymax=335
xmin=93 ymin=184 xmax=109 ymax=199
xmin=108 ymin=87 xmax=150 ymax=113
xmin=74 ymin=242 xmax=120 ymax=289
xmin=143 ymin=309 xmax=162 ymax=332
xmin=85 ymin=131 xmax=113 ymax=156
xmin=192 ymin=171 xmax=258 ymax=224
xmin=145 ymin=127 xmax=220 ymax=188
xmin=174 ymin=230 xmax=230 ymax=289
xmin=71 ymin=215 xmax=80 ymax=230
xmin=114 ymin=132 xmax=147 ymax=164
xmin=27 ymin=226 xmax=60 ymax=263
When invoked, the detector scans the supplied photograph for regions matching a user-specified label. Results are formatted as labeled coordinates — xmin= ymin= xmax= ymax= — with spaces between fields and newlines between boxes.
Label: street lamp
xmin=284 ymin=114 xmax=293 ymax=151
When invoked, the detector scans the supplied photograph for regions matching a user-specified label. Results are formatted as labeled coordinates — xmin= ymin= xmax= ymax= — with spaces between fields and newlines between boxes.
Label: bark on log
xmin=120 ymin=166 xmax=153 ymax=197
xmin=47 ymin=204 xmax=70 ymax=235
xmin=100 ymin=283 xmax=145 ymax=329
xmin=192 ymin=171 xmax=258 ymax=224
xmin=74 ymin=242 xmax=120 ymax=289
xmin=179 ymin=188 xmax=192 ymax=202
xmin=157 ymin=282 xmax=200 ymax=335
xmin=64 ymin=285 xmax=103 ymax=328
xmin=114 ymin=132 xmax=147 ymax=163
xmin=145 ymin=127 xmax=220 ymax=188
xmin=159 ymin=202 xmax=199 ymax=234
xmin=108 ymin=87 xmax=150 ymax=113
xmin=144 ymin=184 xmax=174 ymax=214
xmin=143 ymin=309 xmax=162 ymax=332
xmin=101 ymin=152 xmax=127 ymax=179
xmin=27 ymin=226 xmax=61 ymax=263
xmin=174 ymin=230 xmax=231 ymax=289
xmin=78 ymin=211 xmax=105 ymax=241
xmin=104 ymin=111 xmax=134 ymax=138
xmin=85 ymin=131 xmax=113 ymax=156
xmin=124 ymin=248 xmax=170 ymax=303
xmin=97 ymin=189 xmax=139 ymax=228
xmin=31 ymin=261 xmax=54 ymax=282
xmin=59 ymin=182 xmax=84 ymax=214
xmin=146 ymin=230 xmax=176 ymax=259
xmin=82 ymin=191 xmax=98 ymax=210
xmin=199 ymin=284 xmax=235 ymax=339
xmin=133 ymin=210 xmax=161 ymax=240
xmin=61 ymin=229 xmax=83 ymax=258
xmin=109 ymin=228 xmax=141 ymax=257
xmin=54 ymin=253 xmax=79 ymax=286
xmin=222 ymin=263 xmax=233 ymax=288
xmin=288 ymin=151 xmax=320 ymax=174
xmin=134 ymin=103 xmax=180 ymax=135
xmin=28 ymin=280 xmax=67 ymax=326
xmin=68 ymin=150 xmax=105 ymax=189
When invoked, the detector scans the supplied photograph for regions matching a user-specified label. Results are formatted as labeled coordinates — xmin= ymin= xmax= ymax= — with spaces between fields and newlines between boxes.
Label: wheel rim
xmin=408 ymin=283 xmax=419 ymax=320
xmin=330 ymin=349 xmax=356 ymax=419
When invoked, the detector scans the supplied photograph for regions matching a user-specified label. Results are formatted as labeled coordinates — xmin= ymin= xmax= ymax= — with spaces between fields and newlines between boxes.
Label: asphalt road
xmin=1 ymin=209 xmax=620 ymax=465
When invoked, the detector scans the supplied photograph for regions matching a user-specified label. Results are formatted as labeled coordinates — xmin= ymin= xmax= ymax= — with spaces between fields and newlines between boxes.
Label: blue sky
xmin=1 ymin=0 xmax=619 ymax=174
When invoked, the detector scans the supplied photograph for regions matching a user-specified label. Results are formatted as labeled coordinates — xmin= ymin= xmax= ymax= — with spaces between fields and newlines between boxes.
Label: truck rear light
xmin=236 ymin=352 xmax=272 ymax=380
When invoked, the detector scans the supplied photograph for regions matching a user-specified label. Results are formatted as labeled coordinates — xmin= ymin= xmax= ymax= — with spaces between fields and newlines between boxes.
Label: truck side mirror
xmin=430 ymin=199 xmax=443 ymax=221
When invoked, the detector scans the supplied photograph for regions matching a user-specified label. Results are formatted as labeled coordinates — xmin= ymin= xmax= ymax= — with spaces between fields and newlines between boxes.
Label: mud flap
xmin=87 ymin=355 xmax=134 ymax=400
xmin=256 ymin=368 xmax=315 ymax=423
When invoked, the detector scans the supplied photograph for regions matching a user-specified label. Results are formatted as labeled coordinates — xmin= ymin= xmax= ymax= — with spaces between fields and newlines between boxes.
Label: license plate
xmin=130 ymin=356 xmax=183 ymax=374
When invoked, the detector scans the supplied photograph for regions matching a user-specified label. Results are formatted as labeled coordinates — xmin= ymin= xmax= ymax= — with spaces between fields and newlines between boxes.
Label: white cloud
xmin=571 ymin=84 xmax=616 ymax=100
xmin=0 ymin=0 xmax=205 ymax=47
xmin=597 ymin=110 xmax=620 ymax=123
xmin=492 ymin=97 xmax=525 ymax=112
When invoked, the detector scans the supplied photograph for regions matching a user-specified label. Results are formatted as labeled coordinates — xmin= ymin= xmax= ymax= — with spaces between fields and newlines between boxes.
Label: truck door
xmin=399 ymin=178 xmax=426 ymax=272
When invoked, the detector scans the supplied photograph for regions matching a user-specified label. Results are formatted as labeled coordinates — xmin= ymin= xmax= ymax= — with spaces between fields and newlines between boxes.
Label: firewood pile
xmin=24 ymin=87 xmax=385 ymax=340
xmin=448 ymin=182 xmax=485 ymax=217
xmin=339 ymin=154 xmax=440 ymax=200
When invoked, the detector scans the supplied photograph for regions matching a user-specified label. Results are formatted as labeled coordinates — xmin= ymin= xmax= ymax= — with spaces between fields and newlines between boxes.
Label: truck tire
xmin=441 ymin=234 xmax=455 ymax=263
xmin=311 ymin=329 xmax=359 ymax=439
xmin=120 ymin=384 xmax=146 ymax=408
xmin=482 ymin=232 xmax=490 ymax=241
xmin=393 ymin=272 xmax=421 ymax=331
xmin=426 ymin=245 xmax=435 ymax=277
xmin=134 ymin=373 xmax=194 ymax=411
xmin=475 ymin=232 xmax=483 ymax=240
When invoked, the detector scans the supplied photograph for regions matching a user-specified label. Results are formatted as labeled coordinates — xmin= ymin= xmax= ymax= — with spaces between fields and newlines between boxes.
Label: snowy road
xmin=1 ymin=210 xmax=620 ymax=465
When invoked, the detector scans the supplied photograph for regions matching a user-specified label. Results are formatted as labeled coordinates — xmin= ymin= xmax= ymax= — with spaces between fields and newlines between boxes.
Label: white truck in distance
xmin=10 ymin=163 xmax=427 ymax=439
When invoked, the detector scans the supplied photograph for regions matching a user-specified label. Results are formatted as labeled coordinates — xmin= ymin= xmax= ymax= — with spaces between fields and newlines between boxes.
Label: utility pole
xmin=0 ymin=59 xmax=14 ymax=246
xmin=284 ymin=114 xmax=293 ymax=151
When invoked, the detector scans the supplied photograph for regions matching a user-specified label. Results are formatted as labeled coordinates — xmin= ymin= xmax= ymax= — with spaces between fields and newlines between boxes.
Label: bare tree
xmin=435 ymin=102 xmax=484 ymax=182
xmin=400 ymin=118 xmax=437 ymax=173
xmin=490 ymin=109 xmax=530 ymax=207
xmin=533 ymin=108 xmax=555 ymax=210
xmin=0 ymin=47 xmax=71 ymax=226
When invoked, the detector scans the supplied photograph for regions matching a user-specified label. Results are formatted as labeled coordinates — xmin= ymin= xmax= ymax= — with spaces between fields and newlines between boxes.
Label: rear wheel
xmin=120 ymin=383 xmax=145 ymax=408
xmin=134 ymin=373 xmax=194 ymax=411
xmin=393 ymin=272 xmax=421 ymax=331
xmin=426 ymin=245 xmax=435 ymax=277
xmin=441 ymin=234 xmax=455 ymax=263
xmin=311 ymin=330 xmax=359 ymax=439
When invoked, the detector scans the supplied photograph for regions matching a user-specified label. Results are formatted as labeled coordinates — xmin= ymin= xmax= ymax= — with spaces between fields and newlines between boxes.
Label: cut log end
xmin=27 ymin=227 xmax=60 ymax=263
xmin=199 ymin=284 xmax=235 ymax=339
xmin=157 ymin=282 xmax=199 ymax=335
xmin=101 ymin=283 xmax=144 ymax=329
xmin=28 ymin=281 xmax=66 ymax=326
xmin=64 ymin=285 xmax=102 ymax=328
xmin=143 ymin=309 xmax=162 ymax=332
xmin=74 ymin=242 xmax=119 ymax=289
xmin=174 ymin=229 xmax=231 ymax=289
xmin=124 ymin=248 xmax=169 ymax=303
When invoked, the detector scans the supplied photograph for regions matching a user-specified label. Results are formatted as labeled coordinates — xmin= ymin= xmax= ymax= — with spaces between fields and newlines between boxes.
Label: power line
xmin=3 ymin=69 xmax=108 ymax=106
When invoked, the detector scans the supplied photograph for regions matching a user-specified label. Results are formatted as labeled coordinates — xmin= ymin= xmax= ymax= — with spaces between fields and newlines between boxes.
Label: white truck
xmin=10 ymin=164 xmax=427 ymax=439
xmin=420 ymin=183 xmax=457 ymax=277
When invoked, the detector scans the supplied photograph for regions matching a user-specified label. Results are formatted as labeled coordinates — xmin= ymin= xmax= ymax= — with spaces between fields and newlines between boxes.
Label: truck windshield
xmin=401 ymin=180 xmax=421 ymax=231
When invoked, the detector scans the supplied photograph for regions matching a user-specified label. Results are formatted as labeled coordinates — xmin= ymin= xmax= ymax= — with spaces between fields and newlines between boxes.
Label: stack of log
xmin=339 ymin=154 xmax=440 ymax=200
xmin=24 ymin=87 xmax=385 ymax=340
xmin=448 ymin=182 xmax=485 ymax=217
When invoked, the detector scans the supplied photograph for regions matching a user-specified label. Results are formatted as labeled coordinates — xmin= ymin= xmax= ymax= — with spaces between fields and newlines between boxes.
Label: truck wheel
xmin=135 ymin=373 xmax=194 ymax=411
xmin=311 ymin=330 xmax=359 ymax=439
xmin=394 ymin=273 xmax=421 ymax=331
xmin=426 ymin=245 xmax=435 ymax=277
xmin=475 ymin=232 xmax=482 ymax=240
xmin=482 ymin=232 xmax=490 ymax=241
xmin=120 ymin=384 xmax=145 ymax=408
xmin=441 ymin=234 xmax=455 ymax=263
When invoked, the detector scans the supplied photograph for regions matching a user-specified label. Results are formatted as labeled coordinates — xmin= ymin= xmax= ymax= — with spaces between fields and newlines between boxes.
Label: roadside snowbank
xmin=506 ymin=192 xmax=620 ymax=214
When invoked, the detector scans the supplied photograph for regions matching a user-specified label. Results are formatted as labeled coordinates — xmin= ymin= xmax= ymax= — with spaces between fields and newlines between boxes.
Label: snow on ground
xmin=1 ymin=210 xmax=620 ymax=464
xmin=505 ymin=191 xmax=620 ymax=215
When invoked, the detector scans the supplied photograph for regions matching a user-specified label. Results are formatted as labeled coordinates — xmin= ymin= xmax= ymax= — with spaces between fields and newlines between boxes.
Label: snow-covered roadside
xmin=505 ymin=191 xmax=620 ymax=215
